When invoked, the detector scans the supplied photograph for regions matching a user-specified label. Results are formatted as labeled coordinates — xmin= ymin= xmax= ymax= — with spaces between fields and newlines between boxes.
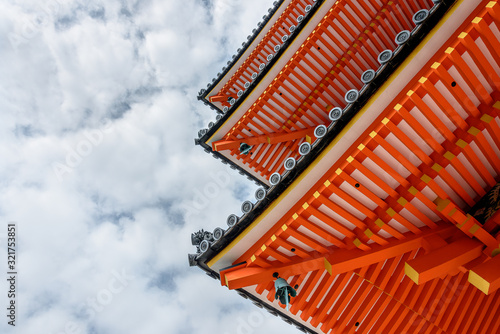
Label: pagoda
xmin=190 ymin=0 xmax=500 ymax=333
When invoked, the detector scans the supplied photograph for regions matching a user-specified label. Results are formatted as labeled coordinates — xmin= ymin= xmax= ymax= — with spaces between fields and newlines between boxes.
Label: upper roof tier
xmin=197 ymin=0 xmax=438 ymax=186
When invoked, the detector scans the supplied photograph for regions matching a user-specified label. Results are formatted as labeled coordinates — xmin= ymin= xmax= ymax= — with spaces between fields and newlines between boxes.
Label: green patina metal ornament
xmin=274 ymin=277 xmax=297 ymax=311
xmin=239 ymin=143 xmax=253 ymax=155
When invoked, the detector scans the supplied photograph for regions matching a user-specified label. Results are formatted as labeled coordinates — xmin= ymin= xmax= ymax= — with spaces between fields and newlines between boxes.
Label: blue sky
xmin=0 ymin=0 xmax=301 ymax=333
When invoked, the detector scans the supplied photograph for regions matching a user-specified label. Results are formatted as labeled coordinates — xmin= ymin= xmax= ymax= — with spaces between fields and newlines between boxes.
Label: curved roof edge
xmin=191 ymin=0 xmax=457 ymax=267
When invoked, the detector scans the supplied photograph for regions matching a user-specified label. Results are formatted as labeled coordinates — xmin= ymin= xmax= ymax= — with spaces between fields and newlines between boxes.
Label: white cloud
xmin=0 ymin=0 xmax=302 ymax=333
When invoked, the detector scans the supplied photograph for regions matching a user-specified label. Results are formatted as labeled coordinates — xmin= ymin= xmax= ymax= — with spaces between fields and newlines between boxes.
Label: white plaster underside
xmin=210 ymin=0 xmax=483 ymax=275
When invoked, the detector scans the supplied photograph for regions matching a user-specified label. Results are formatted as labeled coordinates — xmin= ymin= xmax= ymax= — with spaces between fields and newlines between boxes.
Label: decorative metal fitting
xmin=213 ymin=227 xmax=225 ymax=241
xmin=345 ymin=89 xmax=359 ymax=104
xmin=284 ymin=157 xmax=296 ymax=170
xmin=361 ymin=69 xmax=375 ymax=84
xmin=269 ymin=172 xmax=281 ymax=185
xmin=378 ymin=49 xmax=393 ymax=64
xmin=395 ymin=30 xmax=411 ymax=45
xmin=227 ymin=214 xmax=238 ymax=227
xmin=329 ymin=107 xmax=343 ymax=121
xmin=255 ymin=187 xmax=266 ymax=201
xmin=413 ymin=9 xmax=429 ymax=25
xmin=299 ymin=142 xmax=311 ymax=155
xmin=314 ymin=125 xmax=327 ymax=138
xmin=241 ymin=200 xmax=254 ymax=213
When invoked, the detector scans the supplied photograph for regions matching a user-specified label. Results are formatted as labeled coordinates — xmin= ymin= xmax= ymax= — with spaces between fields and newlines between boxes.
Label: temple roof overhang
xmin=196 ymin=0 xmax=457 ymax=187
xmin=192 ymin=0 xmax=500 ymax=332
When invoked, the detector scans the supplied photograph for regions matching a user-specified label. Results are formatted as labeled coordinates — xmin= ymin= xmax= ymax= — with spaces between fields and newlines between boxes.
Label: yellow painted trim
xmin=386 ymin=208 xmax=397 ymax=217
xmin=469 ymin=270 xmax=490 ymax=294
xmin=432 ymin=163 xmax=443 ymax=172
xmin=480 ymin=114 xmax=493 ymax=123
xmin=472 ymin=16 xmax=482 ymax=24
xmin=207 ymin=2 xmax=467 ymax=267
xmin=486 ymin=1 xmax=496 ymax=9
xmin=405 ymin=263 xmax=419 ymax=284
xmin=365 ymin=229 xmax=374 ymax=237
xmin=324 ymin=180 xmax=331 ymax=187
xmin=271 ymin=234 xmax=276 ymax=241
xmin=469 ymin=224 xmax=480 ymax=234
xmin=324 ymin=258 xmax=332 ymax=275
xmin=292 ymin=213 xmax=298 ymax=220
xmin=251 ymin=255 xmax=256 ymax=262
xmin=492 ymin=248 xmax=500 ymax=257
xmin=468 ymin=126 xmax=481 ymax=136
xmin=493 ymin=101 xmax=500 ymax=110
xmin=313 ymin=191 xmax=320 ymax=198
xmin=397 ymin=197 xmax=408 ymax=206
xmin=408 ymin=186 xmax=418 ymax=195
xmin=456 ymin=139 xmax=468 ymax=148
xmin=421 ymin=174 xmax=432 ymax=183
xmin=449 ymin=208 xmax=457 ymax=217
xmin=444 ymin=151 xmax=455 ymax=161
xmin=431 ymin=62 xmax=441 ymax=69
xmin=434 ymin=197 xmax=450 ymax=211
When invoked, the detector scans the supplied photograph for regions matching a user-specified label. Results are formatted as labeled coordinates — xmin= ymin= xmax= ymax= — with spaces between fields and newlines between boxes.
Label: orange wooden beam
xmin=435 ymin=198 xmax=499 ymax=252
xmin=469 ymin=254 xmax=500 ymax=295
xmin=209 ymin=95 xmax=230 ymax=103
xmin=212 ymin=127 xmax=314 ymax=151
xmin=221 ymin=256 xmax=330 ymax=290
xmin=324 ymin=225 xmax=455 ymax=276
xmin=405 ymin=237 xmax=484 ymax=285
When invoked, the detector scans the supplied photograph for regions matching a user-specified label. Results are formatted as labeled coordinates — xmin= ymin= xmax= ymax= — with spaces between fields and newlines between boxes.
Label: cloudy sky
xmin=0 ymin=0 xmax=300 ymax=333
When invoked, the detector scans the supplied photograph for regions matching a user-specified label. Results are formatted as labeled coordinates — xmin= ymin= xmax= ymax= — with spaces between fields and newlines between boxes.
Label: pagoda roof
xmin=193 ymin=0 xmax=455 ymax=268
xmin=191 ymin=0 xmax=500 ymax=332
xmin=195 ymin=0 xmax=451 ymax=186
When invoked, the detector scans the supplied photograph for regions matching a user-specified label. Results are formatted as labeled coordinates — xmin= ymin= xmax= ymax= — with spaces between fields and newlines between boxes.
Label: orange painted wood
xmin=311 ymin=272 xmax=352 ymax=326
xmin=469 ymin=254 xmax=500 ymax=295
xmin=324 ymin=226 xmax=453 ymax=275
xmin=223 ymin=256 xmax=329 ymax=290
xmin=321 ymin=274 xmax=365 ymax=331
xmin=289 ymin=269 xmax=325 ymax=314
xmin=405 ymin=237 xmax=483 ymax=285
xmin=212 ymin=128 xmax=313 ymax=151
